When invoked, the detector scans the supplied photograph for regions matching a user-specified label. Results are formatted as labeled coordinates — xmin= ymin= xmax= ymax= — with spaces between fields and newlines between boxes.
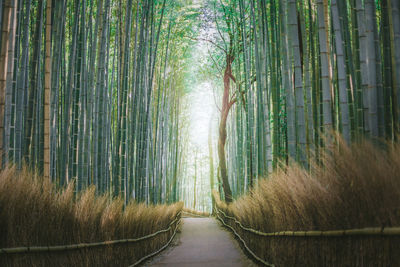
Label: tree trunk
xmin=218 ymin=54 xmax=234 ymax=203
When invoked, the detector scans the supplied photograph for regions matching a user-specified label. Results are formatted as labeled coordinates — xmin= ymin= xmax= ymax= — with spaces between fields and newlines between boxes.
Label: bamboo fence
xmin=0 ymin=211 xmax=181 ymax=255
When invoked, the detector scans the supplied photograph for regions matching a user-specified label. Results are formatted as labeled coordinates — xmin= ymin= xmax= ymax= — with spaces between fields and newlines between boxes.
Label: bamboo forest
xmin=1 ymin=0 xmax=400 ymax=266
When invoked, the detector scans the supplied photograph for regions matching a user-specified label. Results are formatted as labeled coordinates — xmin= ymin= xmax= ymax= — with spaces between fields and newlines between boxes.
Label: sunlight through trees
xmin=0 ymin=0 xmax=399 ymax=211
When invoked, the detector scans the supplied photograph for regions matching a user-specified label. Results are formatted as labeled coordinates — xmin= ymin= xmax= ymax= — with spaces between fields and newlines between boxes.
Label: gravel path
xmin=147 ymin=217 xmax=257 ymax=267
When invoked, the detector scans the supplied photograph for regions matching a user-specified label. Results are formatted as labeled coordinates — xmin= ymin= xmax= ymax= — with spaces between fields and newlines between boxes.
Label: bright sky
xmin=187 ymin=21 xmax=219 ymax=154
xmin=184 ymin=80 xmax=216 ymax=211
xmin=188 ymin=82 xmax=215 ymax=149
xmin=181 ymin=0 xmax=220 ymax=211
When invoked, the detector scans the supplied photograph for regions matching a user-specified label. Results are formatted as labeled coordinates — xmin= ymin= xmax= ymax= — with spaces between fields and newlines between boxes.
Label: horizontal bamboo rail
xmin=182 ymin=212 xmax=208 ymax=218
xmin=0 ymin=211 xmax=182 ymax=254
xmin=216 ymin=211 xmax=275 ymax=267
xmin=216 ymin=207 xmax=400 ymax=237
xmin=129 ymin=218 xmax=181 ymax=267
xmin=182 ymin=208 xmax=210 ymax=216
xmin=182 ymin=210 xmax=210 ymax=218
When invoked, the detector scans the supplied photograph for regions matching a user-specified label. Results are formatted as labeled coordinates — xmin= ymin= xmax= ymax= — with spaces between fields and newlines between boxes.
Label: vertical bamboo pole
xmin=0 ymin=0 xmax=14 ymax=168
xmin=332 ymin=0 xmax=350 ymax=143
xmin=317 ymin=0 xmax=333 ymax=138
xmin=44 ymin=0 xmax=52 ymax=180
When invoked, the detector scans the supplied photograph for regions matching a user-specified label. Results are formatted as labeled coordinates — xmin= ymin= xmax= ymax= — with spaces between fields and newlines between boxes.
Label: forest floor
xmin=147 ymin=217 xmax=257 ymax=267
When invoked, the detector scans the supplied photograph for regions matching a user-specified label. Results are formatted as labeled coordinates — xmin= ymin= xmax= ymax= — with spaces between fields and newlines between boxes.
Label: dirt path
xmin=148 ymin=217 xmax=257 ymax=267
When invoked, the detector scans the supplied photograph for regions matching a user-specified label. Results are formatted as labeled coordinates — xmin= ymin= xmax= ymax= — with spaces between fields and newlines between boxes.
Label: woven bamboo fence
xmin=215 ymin=206 xmax=400 ymax=266
xmin=0 ymin=211 xmax=181 ymax=266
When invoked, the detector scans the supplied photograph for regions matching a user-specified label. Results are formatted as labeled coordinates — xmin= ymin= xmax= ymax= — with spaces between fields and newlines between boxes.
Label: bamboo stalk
xmin=0 ymin=0 xmax=14 ymax=168
xmin=44 ymin=0 xmax=51 ymax=180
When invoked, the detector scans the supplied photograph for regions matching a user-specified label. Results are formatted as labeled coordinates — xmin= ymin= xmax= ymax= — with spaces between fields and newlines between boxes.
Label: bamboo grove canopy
xmin=0 ymin=0 xmax=399 ymax=207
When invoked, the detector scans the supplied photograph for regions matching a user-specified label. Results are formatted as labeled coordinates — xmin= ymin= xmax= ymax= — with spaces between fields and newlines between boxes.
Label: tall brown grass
xmin=0 ymin=167 xmax=183 ymax=267
xmin=214 ymin=139 xmax=400 ymax=266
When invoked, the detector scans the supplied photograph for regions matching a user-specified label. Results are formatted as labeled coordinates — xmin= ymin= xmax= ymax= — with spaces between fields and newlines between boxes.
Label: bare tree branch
xmin=184 ymin=35 xmax=227 ymax=55
xmin=214 ymin=2 xmax=227 ymax=51
xmin=228 ymin=72 xmax=236 ymax=83
xmin=228 ymin=97 xmax=237 ymax=109
xmin=207 ymin=47 xmax=223 ymax=77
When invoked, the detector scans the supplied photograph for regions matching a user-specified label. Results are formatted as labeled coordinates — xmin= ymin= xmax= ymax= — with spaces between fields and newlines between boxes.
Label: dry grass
xmin=214 ymin=139 xmax=400 ymax=266
xmin=0 ymin=167 xmax=183 ymax=267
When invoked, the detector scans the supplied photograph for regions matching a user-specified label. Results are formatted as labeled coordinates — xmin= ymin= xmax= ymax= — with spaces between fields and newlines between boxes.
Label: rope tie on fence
xmin=0 ymin=211 xmax=182 ymax=254
xmin=215 ymin=207 xmax=400 ymax=237
xmin=215 ymin=210 xmax=275 ymax=267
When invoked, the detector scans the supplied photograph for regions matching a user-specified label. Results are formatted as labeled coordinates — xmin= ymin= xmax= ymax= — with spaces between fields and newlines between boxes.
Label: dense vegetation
xmin=201 ymin=0 xmax=400 ymax=203
xmin=207 ymin=0 xmax=400 ymax=265
xmin=0 ymin=0 xmax=195 ymax=205
xmin=214 ymin=139 xmax=400 ymax=266
xmin=0 ymin=1 xmax=188 ymax=265
xmin=1 ymin=0 xmax=399 ymax=209
xmin=0 ymin=0 xmax=400 ymax=265
xmin=0 ymin=167 xmax=182 ymax=266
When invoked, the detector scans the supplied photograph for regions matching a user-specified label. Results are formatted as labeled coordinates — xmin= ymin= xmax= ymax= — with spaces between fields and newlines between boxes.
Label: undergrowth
xmin=0 ymin=167 xmax=183 ymax=267
xmin=214 ymin=139 xmax=400 ymax=266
